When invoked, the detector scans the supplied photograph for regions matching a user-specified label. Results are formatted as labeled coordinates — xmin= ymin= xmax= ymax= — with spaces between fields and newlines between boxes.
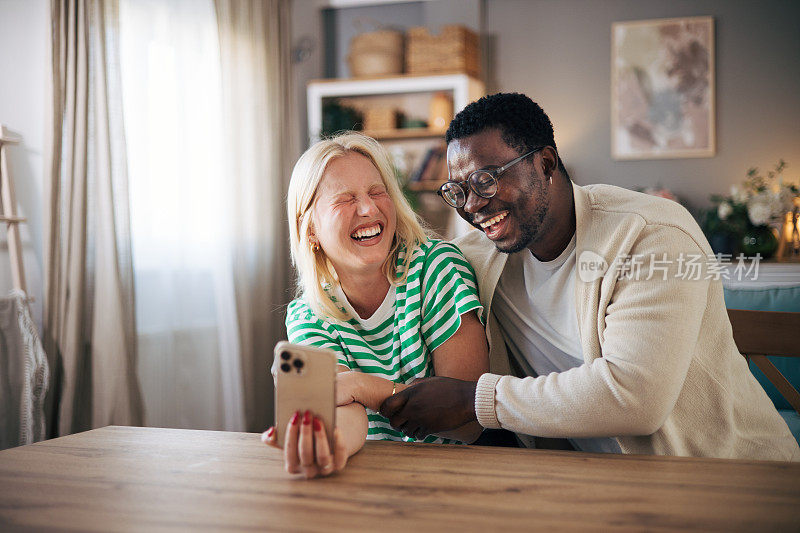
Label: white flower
xmin=730 ymin=184 xmax=749 ymax=204
xmin=747 ymin=193 xmax=775 ymax=226
xmin=717 ymin=202 xmax=733 ymax=220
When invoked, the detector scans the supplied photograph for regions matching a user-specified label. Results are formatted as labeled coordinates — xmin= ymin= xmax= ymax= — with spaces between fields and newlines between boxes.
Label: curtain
xmin=118 ymin=0 xmax=293 ymax=431
xmin=215 ymin=0 xmax=295 ymax=431
xmin=45 ymin=0 xmax=143 ymax=436
xmin=118 ymin=0 xmax=245 ymax=431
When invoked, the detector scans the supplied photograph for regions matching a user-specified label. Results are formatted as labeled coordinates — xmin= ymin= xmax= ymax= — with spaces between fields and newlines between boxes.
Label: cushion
xmin=723 ymin=285 xmax=800 ymax=313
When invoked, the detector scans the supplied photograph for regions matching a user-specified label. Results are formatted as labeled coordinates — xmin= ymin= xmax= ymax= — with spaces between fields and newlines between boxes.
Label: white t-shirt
xmin=493 ymin=236 xmax=621 ymax=454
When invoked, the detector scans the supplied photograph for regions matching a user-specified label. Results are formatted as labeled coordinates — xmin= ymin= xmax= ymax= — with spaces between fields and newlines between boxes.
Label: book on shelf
xmin=409 ymin=144 xmax=448 ymax=185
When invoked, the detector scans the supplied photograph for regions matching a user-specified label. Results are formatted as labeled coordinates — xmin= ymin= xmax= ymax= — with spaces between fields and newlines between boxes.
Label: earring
xmin=548 ymin=175 xmax=553 ymax=185
xmin=311 ymin=241 xmax=320 ymax=253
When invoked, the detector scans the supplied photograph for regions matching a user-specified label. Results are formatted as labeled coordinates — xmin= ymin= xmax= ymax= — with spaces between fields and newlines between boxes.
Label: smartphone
xmin=274 ymin=341 xmax=337 ymax=450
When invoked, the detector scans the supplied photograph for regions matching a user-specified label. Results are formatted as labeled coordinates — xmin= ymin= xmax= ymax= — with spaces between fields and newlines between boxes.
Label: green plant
xmin=321 ymin=100 xmax=363 ymax=136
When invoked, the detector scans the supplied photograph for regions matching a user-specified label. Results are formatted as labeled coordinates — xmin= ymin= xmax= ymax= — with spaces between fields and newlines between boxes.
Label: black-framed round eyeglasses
xmin=437 ymin=147 xmax=544 ymax=209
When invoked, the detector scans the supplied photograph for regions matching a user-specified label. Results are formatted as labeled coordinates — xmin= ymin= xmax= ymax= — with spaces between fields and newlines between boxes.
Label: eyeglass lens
xmin=440 ymin=182 xmax=465 ymax=207
xmin=440 ymin=171 xmax=498 ymax=208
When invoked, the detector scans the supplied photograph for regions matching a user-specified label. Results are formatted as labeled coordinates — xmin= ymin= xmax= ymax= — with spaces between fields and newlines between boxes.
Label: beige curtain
xmin=44 ymin=0 xmax=143 ymax=436
xmin=215 ymin=0 xmax=295 ymax=431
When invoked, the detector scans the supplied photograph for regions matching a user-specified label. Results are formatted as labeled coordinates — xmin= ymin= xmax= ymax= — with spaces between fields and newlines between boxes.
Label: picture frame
xmin=611 ymin=16 xmax=715 ymax=160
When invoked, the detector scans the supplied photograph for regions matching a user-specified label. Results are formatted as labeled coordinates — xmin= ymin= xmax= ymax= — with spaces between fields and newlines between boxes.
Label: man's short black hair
xmin=445 ymin=92 xmax=566 ymax=172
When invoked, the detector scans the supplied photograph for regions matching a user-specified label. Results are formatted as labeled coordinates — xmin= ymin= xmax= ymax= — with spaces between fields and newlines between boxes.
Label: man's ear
xmin=540 ymin=146 xmax=559 ymax=177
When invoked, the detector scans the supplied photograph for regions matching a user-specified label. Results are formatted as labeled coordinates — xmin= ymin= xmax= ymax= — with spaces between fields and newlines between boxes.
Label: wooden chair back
xmin=727 ymin=309 xmax=800 ymax=415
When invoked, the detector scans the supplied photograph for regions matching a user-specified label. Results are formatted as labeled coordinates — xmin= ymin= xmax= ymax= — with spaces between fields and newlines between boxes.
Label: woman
xmin=263 ymin=132 xmax=489 ymax=478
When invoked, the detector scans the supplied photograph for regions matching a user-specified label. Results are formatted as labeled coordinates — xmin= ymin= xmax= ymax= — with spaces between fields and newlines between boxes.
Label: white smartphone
xmin=274 ymin=341 xmax=337 ymax=450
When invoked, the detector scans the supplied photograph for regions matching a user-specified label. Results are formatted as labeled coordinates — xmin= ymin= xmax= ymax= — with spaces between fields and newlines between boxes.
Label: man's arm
xmin=383 ymin=227 xmax=710 ymax=439
xmin=426 ymin=309 xmax=487 ymax=442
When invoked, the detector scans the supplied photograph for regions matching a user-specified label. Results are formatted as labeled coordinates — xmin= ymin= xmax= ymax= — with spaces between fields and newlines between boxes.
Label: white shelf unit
xmin=306 ymin=74 xmax=484 ymax=239
xmin=307 ymin=74 xmax=485 ymax=142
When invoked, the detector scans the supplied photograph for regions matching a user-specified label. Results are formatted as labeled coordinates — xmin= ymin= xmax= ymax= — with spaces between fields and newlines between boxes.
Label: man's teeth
xmin=351 ymin=224 xmax=382 ymax=239
xmin=480 ymin=212 xmax=508 ymax=229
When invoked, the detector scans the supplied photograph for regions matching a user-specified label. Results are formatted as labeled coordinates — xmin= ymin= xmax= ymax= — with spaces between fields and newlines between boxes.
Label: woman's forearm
xmin=339 ymin=372 xmax=409 ymax=412
xmin=336 ymin=402 xmax=369 ymax=457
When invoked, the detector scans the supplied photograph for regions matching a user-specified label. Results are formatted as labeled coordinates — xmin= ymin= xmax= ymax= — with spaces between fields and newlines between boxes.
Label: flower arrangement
xmin=702 ymin=160 xmax=799 ymax=257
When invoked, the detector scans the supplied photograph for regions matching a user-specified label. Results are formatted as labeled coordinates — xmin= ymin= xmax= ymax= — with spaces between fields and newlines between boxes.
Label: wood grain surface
xmin=0 ymin=426 xmax=798 ymax=532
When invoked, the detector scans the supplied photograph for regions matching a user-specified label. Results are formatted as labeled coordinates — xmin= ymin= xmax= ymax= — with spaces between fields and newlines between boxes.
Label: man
xmin=380 ymin=93 xmax=799 ymax=460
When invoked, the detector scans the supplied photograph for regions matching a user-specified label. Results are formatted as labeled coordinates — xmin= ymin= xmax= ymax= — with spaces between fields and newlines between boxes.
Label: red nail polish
xmin=266 ymin=426 xmax=274 ymax=438
xmin=313 ymin=418 xmax=321 ymax=431
xmin=303 ymin=410 xmax=312 ymax=425
xmin=290 ymin=412 xmax=300 ymax=425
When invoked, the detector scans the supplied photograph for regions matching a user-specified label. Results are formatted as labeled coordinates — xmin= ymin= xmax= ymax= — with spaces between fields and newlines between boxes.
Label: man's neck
xmin=528 ymin=176 xmax=576 ymax=262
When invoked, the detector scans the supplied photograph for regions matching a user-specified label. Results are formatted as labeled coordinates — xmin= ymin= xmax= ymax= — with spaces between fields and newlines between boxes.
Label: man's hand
xmin=378 ymin=376 xmax=478 ymax=440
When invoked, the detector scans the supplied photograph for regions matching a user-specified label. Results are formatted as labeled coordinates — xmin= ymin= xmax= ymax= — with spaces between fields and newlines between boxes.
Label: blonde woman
xmin=263 ymin=132 xmax=489 ymax=478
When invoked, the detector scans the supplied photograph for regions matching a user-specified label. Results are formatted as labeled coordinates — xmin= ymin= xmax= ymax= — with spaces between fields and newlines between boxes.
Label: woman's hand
xmin=262 ymin=410 xmax=348 ymax=479
xmin=336 ymin=371 xmax=409 ymax=412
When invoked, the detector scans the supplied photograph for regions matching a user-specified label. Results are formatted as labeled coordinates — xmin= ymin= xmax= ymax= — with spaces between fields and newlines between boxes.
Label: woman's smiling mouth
xmin=350 ymin=222 xmax=383 ymax=243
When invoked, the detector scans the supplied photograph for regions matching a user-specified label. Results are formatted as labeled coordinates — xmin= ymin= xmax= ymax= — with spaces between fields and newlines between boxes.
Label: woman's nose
xmin=356 ymin=196 xmax=379 ymax=216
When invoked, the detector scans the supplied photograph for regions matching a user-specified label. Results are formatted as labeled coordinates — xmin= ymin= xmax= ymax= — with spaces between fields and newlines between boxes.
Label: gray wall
xmin=0 ymin=0 xmax=48 ymax=325
xmin=484 ymin=0 xmax=800 ymax=208
xmin=315 ymin=0 xmax=799 ymax=208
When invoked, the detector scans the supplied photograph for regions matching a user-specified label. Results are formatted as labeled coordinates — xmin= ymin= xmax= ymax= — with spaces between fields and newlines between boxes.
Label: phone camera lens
xmin=280 ymin=363 xmax=291 ymax=373
xmin=280 ymin=351 xmax=291 ymax=361
xmin=292 ymin=359 xmax=304 ymax=369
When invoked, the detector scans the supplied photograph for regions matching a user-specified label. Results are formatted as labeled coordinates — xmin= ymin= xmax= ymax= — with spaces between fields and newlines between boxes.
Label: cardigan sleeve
xmin=482 ymin=225 xmax=711 ymax=437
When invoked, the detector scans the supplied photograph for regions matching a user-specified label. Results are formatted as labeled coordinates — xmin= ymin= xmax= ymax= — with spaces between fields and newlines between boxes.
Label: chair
xmin=727 ymin=309 xmax=800 ymax=444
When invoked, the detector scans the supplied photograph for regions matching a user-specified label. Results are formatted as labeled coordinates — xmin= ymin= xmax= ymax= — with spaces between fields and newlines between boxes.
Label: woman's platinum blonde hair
xmin=287 ymin=132 xmax=428 ymax=321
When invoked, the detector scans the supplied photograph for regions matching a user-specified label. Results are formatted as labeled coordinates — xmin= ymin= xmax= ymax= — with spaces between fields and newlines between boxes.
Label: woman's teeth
xmin=351 ymin=224 xmax=382 ymax=240
xmin=480 ymin=212 xmax=508 ymax=230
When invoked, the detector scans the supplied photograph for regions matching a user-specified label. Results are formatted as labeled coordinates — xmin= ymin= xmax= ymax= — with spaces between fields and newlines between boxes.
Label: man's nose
xmin=462 ymin=188 xmax=488 ymax=214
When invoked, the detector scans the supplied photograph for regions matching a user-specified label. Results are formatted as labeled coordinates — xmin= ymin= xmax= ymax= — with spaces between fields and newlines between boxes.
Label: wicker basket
xmin=363 ymin=107 xmax=398 ymax=131
xmin=347 ymin=28 xmax=404 ymax=77
xmin=405 ymin=25 xmax=480 ymax=77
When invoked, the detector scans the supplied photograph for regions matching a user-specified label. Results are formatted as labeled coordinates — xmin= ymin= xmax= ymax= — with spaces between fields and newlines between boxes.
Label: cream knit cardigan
xmin=455 ymin=183 xmax=800 ymax=461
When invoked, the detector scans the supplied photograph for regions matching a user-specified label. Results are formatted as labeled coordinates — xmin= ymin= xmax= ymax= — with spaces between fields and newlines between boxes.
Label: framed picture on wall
xmin=612 ymin=16 xmax=715 ymax=160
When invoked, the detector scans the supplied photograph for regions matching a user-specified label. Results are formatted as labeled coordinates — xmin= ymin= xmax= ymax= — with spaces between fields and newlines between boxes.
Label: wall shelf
xmin=361 ymin=127 xmax=445 ymax=141
xmin=307 ymin=73 xmax=484 ymax=142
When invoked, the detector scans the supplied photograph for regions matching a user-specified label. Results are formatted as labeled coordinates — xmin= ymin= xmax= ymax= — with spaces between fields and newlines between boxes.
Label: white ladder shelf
xmin=0 ymin=124 xmax=28 ymax=294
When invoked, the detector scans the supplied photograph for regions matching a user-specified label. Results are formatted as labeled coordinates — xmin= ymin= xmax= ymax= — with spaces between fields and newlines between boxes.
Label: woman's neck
xmin=338 ymin=268 xmax=391 ymax=319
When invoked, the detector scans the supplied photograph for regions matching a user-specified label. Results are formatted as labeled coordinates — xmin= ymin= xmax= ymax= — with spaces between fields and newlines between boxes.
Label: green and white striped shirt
xmin=285 ymin=239 xmax=483 ymax=443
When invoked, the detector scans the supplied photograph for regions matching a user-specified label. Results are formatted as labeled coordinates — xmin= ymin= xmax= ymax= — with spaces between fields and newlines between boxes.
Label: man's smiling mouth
xmin=479 ymin=212 xmax=508 ymax=230
xmin=475 ymin=211 xmax=510 ymax=240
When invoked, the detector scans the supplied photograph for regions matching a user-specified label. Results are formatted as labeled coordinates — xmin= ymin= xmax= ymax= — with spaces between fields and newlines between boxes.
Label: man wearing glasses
xmin=380 ymin=92 xmax=799 ymax=460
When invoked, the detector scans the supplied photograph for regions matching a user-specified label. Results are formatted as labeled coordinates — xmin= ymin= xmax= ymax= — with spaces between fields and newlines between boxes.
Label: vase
xmin=707 ymin=232 xmax=739 ymax=256
xmin=741 ymin=225 xmax=779 ymax=259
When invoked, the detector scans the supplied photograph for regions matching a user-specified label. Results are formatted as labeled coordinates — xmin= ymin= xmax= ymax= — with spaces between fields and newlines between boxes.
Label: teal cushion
xmin=723 ymin=285 xmax=800 ymax=313
xmin=779 ymin=410 xmax=800 ymax=447
xmin=724 ymin=286 xmax=800 ymax=410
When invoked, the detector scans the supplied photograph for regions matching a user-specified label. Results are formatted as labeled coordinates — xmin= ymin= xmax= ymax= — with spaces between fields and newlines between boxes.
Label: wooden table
xmin=1 ymin=426 xmax=798 ymax=531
